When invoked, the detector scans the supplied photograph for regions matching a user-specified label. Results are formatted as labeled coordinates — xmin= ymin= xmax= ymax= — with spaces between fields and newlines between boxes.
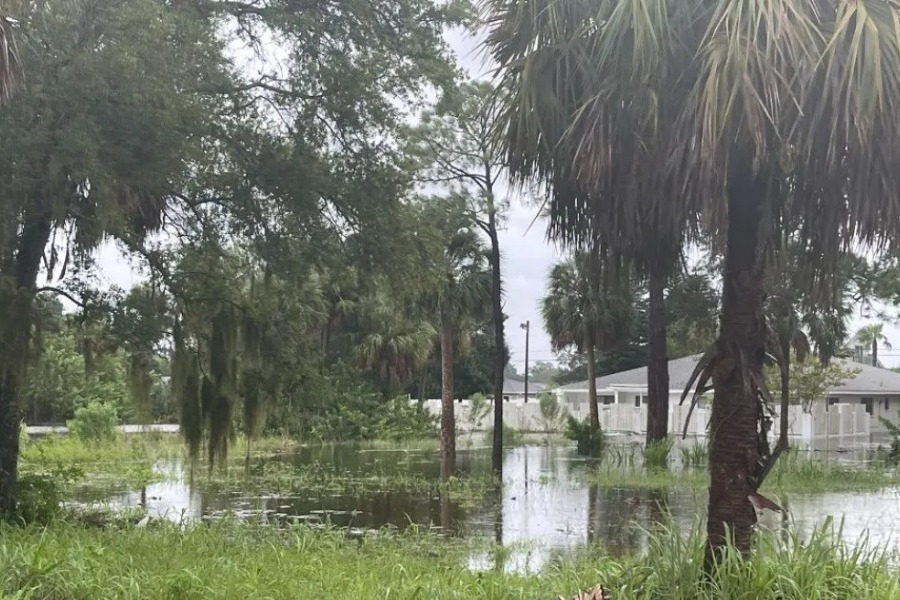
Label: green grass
xmin=0 ymin=520 xmax=896 ymax=599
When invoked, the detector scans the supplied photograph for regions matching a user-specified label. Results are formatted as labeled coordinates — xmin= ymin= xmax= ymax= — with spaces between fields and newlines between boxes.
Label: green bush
xmin=14 ymin=466 xmax=80 ymax=525
xmin=564 ymin=416 xmax=606 ymax=456
xmin=68 ymin=401 xmax=118 ymax=443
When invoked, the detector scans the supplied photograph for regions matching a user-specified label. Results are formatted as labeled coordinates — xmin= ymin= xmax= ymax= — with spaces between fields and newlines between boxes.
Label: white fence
xmin=418 ymin=398 xmax=874 ymax=446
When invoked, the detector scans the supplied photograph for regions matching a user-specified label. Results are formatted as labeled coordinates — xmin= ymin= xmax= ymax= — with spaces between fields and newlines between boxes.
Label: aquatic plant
xmin=642 ymin=437 xmax=674 ymax=469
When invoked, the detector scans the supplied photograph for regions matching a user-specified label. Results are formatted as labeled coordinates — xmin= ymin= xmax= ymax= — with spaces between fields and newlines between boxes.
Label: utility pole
xmin=520 ymin=320 xmax=530 ymax=403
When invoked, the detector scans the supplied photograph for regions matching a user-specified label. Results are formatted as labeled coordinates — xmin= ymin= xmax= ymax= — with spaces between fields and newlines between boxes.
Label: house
xmin=557 ymin=354 xmax=900 ymax=443
xmin=501 ymin=377 xmax=550 ymax=403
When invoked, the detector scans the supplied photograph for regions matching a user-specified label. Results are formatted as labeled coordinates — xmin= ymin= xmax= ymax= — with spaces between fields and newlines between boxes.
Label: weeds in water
xmin=680 ymin=441 xmax=709 ymax=468
xmin=642 ymin=437 xmax=674 ymax=469
xmin=484 ymin=424 xmax=523 ymax=447
xmin=584 ymin=445 xmax=900 ymax=493
xmin=605 ymin=444 xmax=638 ymax=468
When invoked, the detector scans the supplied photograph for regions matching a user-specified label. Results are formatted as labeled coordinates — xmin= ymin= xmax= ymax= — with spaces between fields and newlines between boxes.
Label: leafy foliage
xmin=537 ymin=391 xmax=566 ymax=433
xmin=68 ymin=402 xmax=118 ymax=444
xmin=764 ymin=357 xmax=859 ymax=413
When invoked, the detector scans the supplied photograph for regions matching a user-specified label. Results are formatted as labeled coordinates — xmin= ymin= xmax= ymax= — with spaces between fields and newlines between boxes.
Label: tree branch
xmin=35 ymin=286 xmax=88 ymax=308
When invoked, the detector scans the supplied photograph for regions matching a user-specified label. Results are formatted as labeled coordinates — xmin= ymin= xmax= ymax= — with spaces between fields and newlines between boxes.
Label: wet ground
xmin=68 ymin=439 xmax=900 ymax=571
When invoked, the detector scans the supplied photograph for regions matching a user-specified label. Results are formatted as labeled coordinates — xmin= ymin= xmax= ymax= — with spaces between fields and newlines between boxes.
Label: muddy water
xmin=68 ymin=441 xmax=900 ymax=571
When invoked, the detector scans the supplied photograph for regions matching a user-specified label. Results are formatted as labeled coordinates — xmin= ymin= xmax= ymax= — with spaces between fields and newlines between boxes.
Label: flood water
xmin=68 ymin=439 xmax=900 ymax=571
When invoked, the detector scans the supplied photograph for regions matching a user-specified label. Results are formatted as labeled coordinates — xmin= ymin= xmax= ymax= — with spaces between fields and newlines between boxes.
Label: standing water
xmin=68 ymin=440 xmax=900 ymax=571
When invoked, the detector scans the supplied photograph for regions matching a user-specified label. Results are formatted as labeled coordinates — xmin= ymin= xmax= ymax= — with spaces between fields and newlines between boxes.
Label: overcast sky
xmin=91 ymin=23 xmax=900 ymax=373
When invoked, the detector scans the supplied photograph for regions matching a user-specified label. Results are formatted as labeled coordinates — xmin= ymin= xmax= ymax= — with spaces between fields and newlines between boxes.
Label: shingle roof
xmin=503 ymin=378 xmax=550 ymax=394
xmin=559 ymin=354 xmax=900 ymax=395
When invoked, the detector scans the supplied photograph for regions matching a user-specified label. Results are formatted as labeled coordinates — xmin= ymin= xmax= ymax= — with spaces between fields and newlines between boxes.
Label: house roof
xmin=503 ymin=378 xmax=550 ymax=394
xmin=559 ymin=354 xmax=900 ymax=396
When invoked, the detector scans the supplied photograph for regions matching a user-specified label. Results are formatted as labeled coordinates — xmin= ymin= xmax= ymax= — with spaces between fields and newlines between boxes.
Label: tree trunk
xmin=778 ymin=338 xmax=790 ymax=451
xmin=586 ymin=341 xmax=599 ymax=431
xmin=0 ymin=375 xmax=21 ymax=520
xmin=646 ymin=263 xmax=669 ymax=444
xmin=440 ymin=315 xmax=456 ymax=481
xmin=706 ymin=167 xmax=767 ymax=563
xmin=417 ymin=368 xmax=428 ymax=410
xmin=488 ymin=214 xmax=505 ymax=475
xmin=0 ymin=216 xmax=51 ymax=519
xmin=873 ymin=338 xmax=878 ymax=367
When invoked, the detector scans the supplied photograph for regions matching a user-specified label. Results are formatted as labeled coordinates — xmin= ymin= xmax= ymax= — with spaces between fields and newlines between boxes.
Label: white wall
xmin=419 ymin=392 xmax=877 ymax=447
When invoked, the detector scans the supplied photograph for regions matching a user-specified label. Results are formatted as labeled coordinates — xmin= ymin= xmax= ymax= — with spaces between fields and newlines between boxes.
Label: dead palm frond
xmin=0 ymin=16 xmax=22 ymax=100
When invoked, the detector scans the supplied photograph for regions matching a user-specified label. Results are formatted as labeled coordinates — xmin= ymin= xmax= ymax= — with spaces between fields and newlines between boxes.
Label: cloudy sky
xmin=91 ymin=23 xmax=900 ymax=373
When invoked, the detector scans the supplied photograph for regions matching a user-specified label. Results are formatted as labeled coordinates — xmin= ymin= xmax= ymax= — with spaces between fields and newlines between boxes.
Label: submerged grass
xmin=0 ymin=519 xmax=896 ymax=599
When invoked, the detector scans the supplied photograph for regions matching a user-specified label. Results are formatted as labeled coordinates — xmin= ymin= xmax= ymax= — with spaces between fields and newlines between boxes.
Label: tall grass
xmin=642 ymin=437 xmax=674 ymax=469
xmin=0 ymin=520 xmax=896 ymax=599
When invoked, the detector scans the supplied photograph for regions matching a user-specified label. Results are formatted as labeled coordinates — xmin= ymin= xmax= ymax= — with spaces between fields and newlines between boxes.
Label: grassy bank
xmin=0 ymin=520 xmax=896 ymax=599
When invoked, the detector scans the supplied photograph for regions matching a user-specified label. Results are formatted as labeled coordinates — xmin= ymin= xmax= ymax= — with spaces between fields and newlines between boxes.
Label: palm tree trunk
xmin=586 ymin=341 xmax=599 ymax=431
xmin=706 ymin=167 xmax=766 ymax=563
xmin=440 ymin=314 xmax=456 ymax=481
xmin=488 ymin=236 xmax=505 ymax=474
xmin=646 ymin=263 xmax=669 ymax=444
xmin=873 ymin=338 xmax=878 ymax=367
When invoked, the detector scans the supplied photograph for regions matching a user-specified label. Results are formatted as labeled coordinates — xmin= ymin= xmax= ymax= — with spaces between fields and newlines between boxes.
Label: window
xmin=634 ymin=395 xmax=647 ymax=408
xmin=862 ymin=397 xmax=873 ymax=415
xmin=827 ymin=397 xmax=839 ymax=411
xmin=600 ymin=395 xmax=615 ymax=405
xmin=885 ymin=398 xmax=890 ymax=411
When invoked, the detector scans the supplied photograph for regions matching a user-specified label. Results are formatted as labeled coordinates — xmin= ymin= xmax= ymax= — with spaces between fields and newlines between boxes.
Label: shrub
xmin=68 ymin=401 xmax=118 ymax=443
xmin=467 ymin=393 xmax=491 ymax=430
xmin=14 ymin=466 xmax=80 ymax=525
xmin=564 ymin=416 xmax=606 ymax=456
xmin=537 ymin=391 xmax=566 ymax=433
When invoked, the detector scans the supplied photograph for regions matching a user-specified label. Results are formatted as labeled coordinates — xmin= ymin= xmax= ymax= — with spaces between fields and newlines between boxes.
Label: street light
xmin=520 ymin=320 xmax=530 ymax=403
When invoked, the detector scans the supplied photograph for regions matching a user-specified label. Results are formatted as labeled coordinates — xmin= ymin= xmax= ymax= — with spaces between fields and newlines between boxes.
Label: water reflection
xmin=68 ymin=441 xmax=900 ymax=572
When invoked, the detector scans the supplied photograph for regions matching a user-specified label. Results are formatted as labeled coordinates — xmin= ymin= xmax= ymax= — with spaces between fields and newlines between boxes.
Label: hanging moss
xmin=209 ymin=308 xmax=238 ymax=395
xmin=127 ymin=353 xmax=154 ymax=420
xmin=172 ymin=320 xmax=202 ymax=462
xmin=241 ymin=369 xmax=265 ymax=439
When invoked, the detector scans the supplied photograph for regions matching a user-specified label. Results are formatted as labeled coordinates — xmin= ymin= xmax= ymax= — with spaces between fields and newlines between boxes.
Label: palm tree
xmin=852 ymin=324 xmax=892 ymax=367
xmin=406 ymin=81 xmax=509 ymax=474
xmin=352 ymin=292 xmax=437 ymax=395
xmin=541 ymin=251 xmax=634 ymax=432
xmin=484 ymin=0 xmax=900 ymax=559
xmin=422 ymin=198 xmax=491 ymax=480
